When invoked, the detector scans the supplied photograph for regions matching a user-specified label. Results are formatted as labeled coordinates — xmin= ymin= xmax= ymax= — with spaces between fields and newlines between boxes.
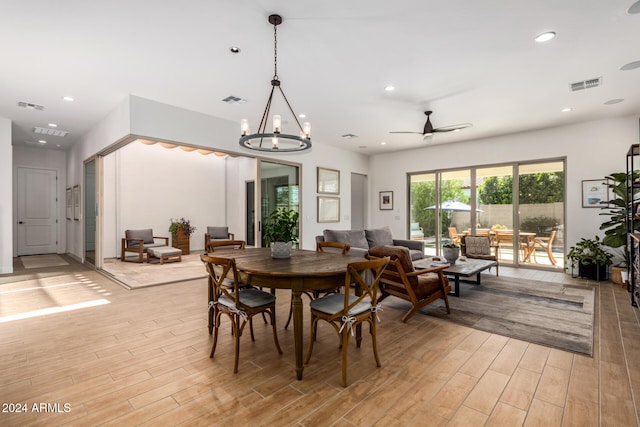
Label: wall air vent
xmin=17 ymin=101 xmax=45 ymax=110
xmin=222 ymin=96 xmax=247 ymax=104
xmin=570 ymin=77 xmax=602 ymax=92
xmin=33 ymin=127 xmax=70 ymax=137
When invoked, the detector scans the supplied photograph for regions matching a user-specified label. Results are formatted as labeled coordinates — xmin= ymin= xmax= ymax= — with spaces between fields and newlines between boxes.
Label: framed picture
xmin=73 ymin=184 xmax=80 ymax=220
xmin=317 ymin=167 xmax=340 ymax=194
xmin=66 ymin=188 xmax=73 ymax=220
xmin=318 ymin=196 xmax=340 ymax=223
xmin=581 ymin=179 xmax=608 ymax=208
xmin=379 ymin=191 xmax=393 ymax=210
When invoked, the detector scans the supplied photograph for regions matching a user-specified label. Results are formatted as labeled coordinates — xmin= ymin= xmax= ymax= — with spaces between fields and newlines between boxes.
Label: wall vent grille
xmin=33 ymin=127 xmax=70 ymax=137
xmin=570 ymin=77 xmax=602 ymax=91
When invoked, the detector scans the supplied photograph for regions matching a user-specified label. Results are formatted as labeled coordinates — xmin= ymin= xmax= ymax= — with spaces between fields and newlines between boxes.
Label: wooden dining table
xmin=227 ymin=247 xmax=362 ymax=380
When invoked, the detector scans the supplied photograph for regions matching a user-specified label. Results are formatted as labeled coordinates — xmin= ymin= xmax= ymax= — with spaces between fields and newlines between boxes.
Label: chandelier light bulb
xmin=272 ymin=136 xmax=279 ymax=149
xmin=241 ymin=119 xmax=249 ymax=136
xmin=273 ymin=115 xmax=282 ymax=133
xmin=303 ymin=122 xmax=311 ymax=139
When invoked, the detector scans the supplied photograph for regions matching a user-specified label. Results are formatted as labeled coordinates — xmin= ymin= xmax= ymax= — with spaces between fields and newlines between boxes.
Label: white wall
xmin=0 ymin=118 xmax=12 ymax=273
xmin=225 ymin=156 xmax=257 ymax=241
xmin=12 ymin=146 xmax=67 ymax=256
xmin=102 ymin=142 xmax=229 ymax=257
xmin=369 ymin=115 xmax=639 ymax=252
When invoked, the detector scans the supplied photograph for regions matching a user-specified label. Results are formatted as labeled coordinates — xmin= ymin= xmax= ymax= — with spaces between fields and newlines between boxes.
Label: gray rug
xmin=384 ymin=275 xmax=595 ymax=356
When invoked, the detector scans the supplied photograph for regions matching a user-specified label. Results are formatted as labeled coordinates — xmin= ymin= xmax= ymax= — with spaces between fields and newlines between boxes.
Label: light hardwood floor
xmin=1 ymin=258 xmax=639 ymax=426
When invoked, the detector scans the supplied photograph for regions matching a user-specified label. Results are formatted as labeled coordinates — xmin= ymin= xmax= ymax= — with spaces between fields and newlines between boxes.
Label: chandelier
xmin=239 ymin=14 xmax=312 ymax=152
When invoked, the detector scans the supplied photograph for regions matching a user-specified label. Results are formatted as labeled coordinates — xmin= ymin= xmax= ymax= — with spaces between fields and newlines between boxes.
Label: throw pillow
xmin=323 ymin=229 xmax=369 ymax=249
xmin=365 ymin=226 xmax=394 ymax=247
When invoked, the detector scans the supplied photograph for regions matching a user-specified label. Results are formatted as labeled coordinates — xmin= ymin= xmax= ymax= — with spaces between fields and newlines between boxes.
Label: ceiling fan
xmin=390 ymin=111 xmax=472 ymax=142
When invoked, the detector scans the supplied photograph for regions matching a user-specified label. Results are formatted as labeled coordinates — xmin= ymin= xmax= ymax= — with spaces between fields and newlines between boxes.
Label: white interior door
xmin=17 ymin=167 xmax=58 ymax=255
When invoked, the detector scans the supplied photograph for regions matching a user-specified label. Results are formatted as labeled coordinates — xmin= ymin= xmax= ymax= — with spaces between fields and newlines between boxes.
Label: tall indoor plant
xmin=169 ymin=218 xmax=196 ymax=255
xmin=263 ymin=207 xmax=299 ymax=258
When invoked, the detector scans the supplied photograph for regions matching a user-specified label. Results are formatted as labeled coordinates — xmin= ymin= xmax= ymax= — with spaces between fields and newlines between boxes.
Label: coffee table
xmin=413 ymin=257 xmax=497 ymax=297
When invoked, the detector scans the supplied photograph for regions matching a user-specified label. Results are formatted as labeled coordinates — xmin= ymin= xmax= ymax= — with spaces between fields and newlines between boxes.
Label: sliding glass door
xmin=408 ymin=158 xmax=565 ymax=269
xmin=258 ymin=160 xmax=300 ymax=248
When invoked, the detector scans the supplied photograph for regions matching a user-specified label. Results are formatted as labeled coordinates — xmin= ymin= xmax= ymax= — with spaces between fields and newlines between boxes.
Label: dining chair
xmin=283 ymin=241 xmax=351 ymax=330
xmin=200 ymin=254 xmax=282 ymax=373
xmin=534 ymin=229 xmax=557 ymax=265
xmin=304 ymin=257 xmax=389 ymax=387
xmin=448 ymin=227 xmax=462 ymax=246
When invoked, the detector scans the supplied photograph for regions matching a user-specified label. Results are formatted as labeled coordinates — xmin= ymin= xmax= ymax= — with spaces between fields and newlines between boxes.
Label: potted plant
xmin=169 ymin=218 xmax=196 ymax=255
xmin=442 ymin=241 xmax=460 ymax=264
xmin=566 ymin=236 xmax=613 ymax=281
xmin=262 ymin=207 xmax=299 ymax=258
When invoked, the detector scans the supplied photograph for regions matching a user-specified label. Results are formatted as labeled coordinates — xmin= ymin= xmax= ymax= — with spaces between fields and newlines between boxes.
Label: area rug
xmin=20 ymin=254 xmax=69 ymax=269
xmin=384 ymin=275 xmax=595 ymax=356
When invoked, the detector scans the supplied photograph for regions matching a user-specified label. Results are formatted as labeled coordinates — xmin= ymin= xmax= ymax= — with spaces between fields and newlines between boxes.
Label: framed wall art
xmin=317 ymin=167 xmax=340 ymax=194
xmin=66 ymin=188 xmax=73 ymax=220
xmin=318 ymin=196 xmax=340 ymax=223
xmin=73 ymin=184 xmax=80 ymax=220
xmin=379 ymin=191 xmax=393 ymax=210
xmin=581 ymin=179 xmax=608 ymax=208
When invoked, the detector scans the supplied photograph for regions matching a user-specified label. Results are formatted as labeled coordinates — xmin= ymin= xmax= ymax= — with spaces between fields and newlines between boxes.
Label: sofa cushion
xmin=323 ymin=229 xmax=369 ymax=250
xmin=365 ymin=226 xmax=394 ymax=248
xmin=464 ymin=236 xmax=491 ymax=255
xmin=368 ymin=245 xmax=418 ymax=289
xmin=126 ymin=229 xmax=154 ymax=245
xmin=207 ymin=226 xmax=229 ymax=239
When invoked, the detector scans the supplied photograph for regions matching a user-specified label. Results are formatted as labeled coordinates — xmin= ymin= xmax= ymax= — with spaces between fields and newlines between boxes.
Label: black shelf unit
xmin=626 ymin=144 xmax=639 ymax=307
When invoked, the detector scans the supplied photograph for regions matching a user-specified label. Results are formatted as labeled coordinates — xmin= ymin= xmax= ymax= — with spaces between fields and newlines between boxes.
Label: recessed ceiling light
xmin=380 ymin=141 xmax=387 ymax=145
xmin=561 ymin=107 xmax=572 ymax=113
xmin=604 ymin=99 xmax=624 ymax=105
xmin=621 ymin=60 xmax=640 ymax=71
xmin=38 ymin=140 xmax=47 ymax=144
xmin=63 ymin=96 xmax=75 ymax=102
xmin=298 ymin=113 xmax=306 ymax=119
xmin=384 ymin=85 xmax=395 ymax=92
xmin=229 ymin=46 xmax=241 ymax=53
xmin=56 ymin=144 xmax=61 ymax=147
xmin=48 ymin=123 xmax=57 ymax=127
xmin=535 ymin=31 xmax=556 ymax=43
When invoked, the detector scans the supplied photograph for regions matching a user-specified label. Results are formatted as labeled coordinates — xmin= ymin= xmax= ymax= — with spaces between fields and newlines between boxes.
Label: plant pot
xmin=172 ymin=227 xmax=190 ymax=255
xmin=270 ymin=241 xmax=292 ymax=259
xmin=578 ymin=262 xmax=607 ymax=281
xmin=442 ymin=247 xmax=460 ymax=264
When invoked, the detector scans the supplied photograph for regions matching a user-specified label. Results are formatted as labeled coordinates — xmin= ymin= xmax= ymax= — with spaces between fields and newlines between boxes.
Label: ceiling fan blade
xmin=433 ymin=123 xmax=473 ymax=133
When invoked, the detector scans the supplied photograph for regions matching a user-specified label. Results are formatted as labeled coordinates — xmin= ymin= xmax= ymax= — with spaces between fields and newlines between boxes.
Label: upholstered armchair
xmin=461 ymin=235 xmax=499 ymax=276
xmin=121 ymin=229 xmax=169 ymax=263
xmin=204 ymin=226 xmax=235 ymax=250
xmin=367 ymin=245 xmax=450 ymax=322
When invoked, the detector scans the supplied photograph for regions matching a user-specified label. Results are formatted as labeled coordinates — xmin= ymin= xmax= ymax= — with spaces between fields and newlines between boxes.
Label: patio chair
xmin=534 ymin=230 xmax=557 ymax=266
xmin=448 ymin=227 xmax=462 ymax=245
xmin=121 ymin=229 xmax=169 ymax=263
xmin=204 ymin=226 xmax=235 ymax=250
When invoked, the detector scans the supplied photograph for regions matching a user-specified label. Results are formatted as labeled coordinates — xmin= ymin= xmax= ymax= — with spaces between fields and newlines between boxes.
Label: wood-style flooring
xmin=1 ymin=258 xmax=639 ymax=426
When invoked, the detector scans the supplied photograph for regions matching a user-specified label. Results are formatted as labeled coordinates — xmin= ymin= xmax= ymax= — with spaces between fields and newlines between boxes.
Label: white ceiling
xmin=2 ymin=0 xmax=639 ymax=155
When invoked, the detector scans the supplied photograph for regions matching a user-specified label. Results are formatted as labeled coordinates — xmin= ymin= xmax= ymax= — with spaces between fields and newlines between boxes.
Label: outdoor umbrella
xmin=424 ymin=200 xmax=483 ymax=212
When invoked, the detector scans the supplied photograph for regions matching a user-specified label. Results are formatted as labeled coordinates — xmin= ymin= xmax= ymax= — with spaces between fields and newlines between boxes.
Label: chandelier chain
xmin=273 ymin=23 xmax=278 ymax=80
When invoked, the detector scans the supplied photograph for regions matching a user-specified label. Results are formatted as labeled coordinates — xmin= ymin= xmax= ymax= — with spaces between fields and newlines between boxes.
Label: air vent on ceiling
xmin=222 ymin=96 xmax=247 ymax=104
xmin=33 ymin=127 xmax=70 ymax=137
xmin=17 ymin=101 xmax=45 ymax=110
xmin=569 ymin=77 xmax=602 ymax=92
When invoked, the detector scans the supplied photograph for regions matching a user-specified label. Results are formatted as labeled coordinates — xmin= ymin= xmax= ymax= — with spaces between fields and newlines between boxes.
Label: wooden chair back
xmin=316 ymin=241 xmax=350 ymax=255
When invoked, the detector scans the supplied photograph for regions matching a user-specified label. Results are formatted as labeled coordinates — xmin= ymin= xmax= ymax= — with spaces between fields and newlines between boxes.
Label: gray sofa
xmin=316 ymin=226 xmax=425 ymax=260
